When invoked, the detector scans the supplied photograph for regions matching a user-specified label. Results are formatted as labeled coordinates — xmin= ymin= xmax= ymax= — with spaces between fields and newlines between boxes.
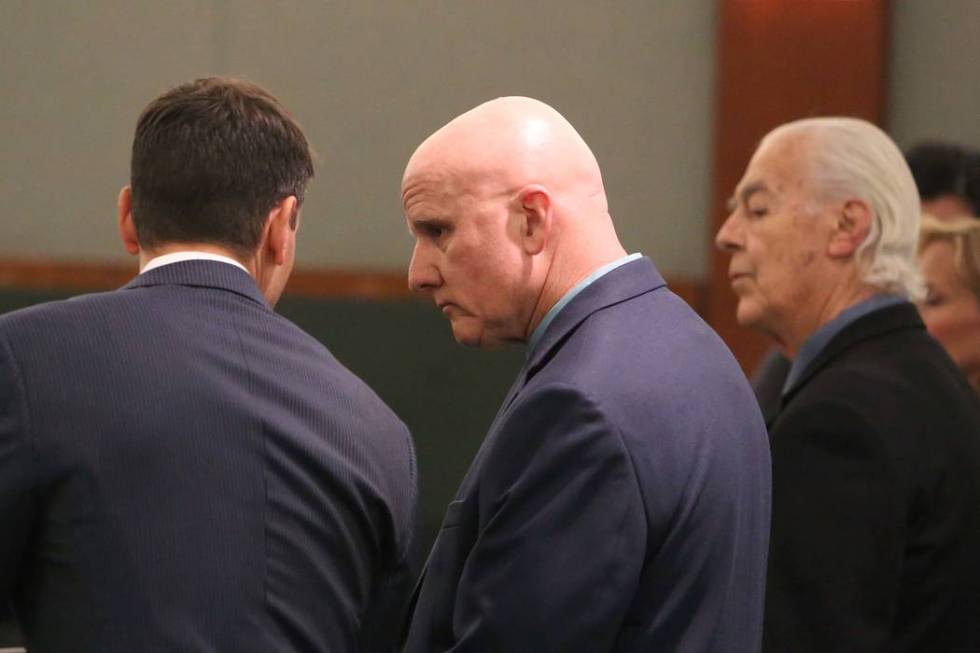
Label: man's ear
xmin=117 ymin=186 xmax=140 ymax=255
xmin=517 ymin=185 xmax=552 ymax=255
xmin=828 ymin=199 xmax=872 ymax=258
xmin=264 ymin=195 xmax=299 ymax=266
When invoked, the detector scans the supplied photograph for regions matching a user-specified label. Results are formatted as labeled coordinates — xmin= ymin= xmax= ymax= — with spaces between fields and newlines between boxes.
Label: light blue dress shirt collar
xmin=527 ymin=253 xmax=642 ymax=358
xmin=783 ymin=293 xmax=906 ymax=395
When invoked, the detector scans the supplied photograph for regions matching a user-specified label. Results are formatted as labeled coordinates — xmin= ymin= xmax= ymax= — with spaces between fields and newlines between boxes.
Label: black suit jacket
xmin=0 ymin=261 xmax=417 ymax=652
xmin=764 ymin=302 xmax=980 ymax=652
xmin=404 ymin=258 xmax=772 ymax=652
xmin=751 ymin=349 xmax=791 ymax=425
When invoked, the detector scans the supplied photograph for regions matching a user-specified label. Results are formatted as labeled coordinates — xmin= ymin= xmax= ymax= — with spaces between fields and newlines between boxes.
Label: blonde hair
xmin=919 ymin=215 xmax=980 ymax=302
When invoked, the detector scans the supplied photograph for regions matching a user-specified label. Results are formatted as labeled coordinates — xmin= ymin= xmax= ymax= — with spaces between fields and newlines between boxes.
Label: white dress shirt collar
xmin=140 ymin=251 xmax=250 ymax=275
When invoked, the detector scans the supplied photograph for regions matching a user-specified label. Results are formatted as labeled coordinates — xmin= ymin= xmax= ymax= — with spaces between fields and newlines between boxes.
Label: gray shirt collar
xmin=527 ymin=253 xmax=642 ymax=358
xmin=783 ymin=293 xmax=906 ymax=395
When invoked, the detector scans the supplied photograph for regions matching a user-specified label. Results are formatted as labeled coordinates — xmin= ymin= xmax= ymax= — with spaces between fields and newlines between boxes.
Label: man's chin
xmin=448 ymin=317 xmax=521 ymax=349
xmin=451 ymin=325 xmax=512 ymax=350
xmin=449 ymin=323 xmax=483 ymax=348
xmin=734 ymin=301 xmax=765 ymax=331
xmin=453 ymin=335 xmax=482 ymax=348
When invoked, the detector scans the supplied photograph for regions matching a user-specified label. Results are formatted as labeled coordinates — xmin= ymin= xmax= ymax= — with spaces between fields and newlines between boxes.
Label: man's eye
xmin=415 ymin=223 xmax=446 ymax=239
xmin=748 ymin=207 xmax=768 ymax=218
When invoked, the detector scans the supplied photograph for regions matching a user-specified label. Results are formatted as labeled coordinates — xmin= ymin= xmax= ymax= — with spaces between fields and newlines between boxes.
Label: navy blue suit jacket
xmin=0 ymin=261 xmax=417 ymax=652
xmin=403 ymin=258 xmax=771 ymax=652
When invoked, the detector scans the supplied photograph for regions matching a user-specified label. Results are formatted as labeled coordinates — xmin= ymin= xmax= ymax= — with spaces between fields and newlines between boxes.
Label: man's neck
xmin=139 ymin=243 xmax=254 ymax=275
xmin=780 ymin=282 xmax=879 ymax=358
xmin=524 ymin=245 xmax=629 ymax=340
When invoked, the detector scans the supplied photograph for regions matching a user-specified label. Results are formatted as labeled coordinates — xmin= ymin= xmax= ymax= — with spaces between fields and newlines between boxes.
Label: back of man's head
xmin=765 ymin=117 xmax=923 ymax=299
xmin=130 ymin=77 xmax=315 ymax=259
xmin=905 ymin=141 xmax=980 ymax=218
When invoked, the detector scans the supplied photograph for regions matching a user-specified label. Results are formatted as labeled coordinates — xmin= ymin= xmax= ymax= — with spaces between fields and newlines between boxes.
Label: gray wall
xmin=887 ymin=0 xmax=980 ymax=150
xmin=0 ymin=1 xmax=716 ymax=277
xmin=3 ymin=2 xmax=979 ymax=270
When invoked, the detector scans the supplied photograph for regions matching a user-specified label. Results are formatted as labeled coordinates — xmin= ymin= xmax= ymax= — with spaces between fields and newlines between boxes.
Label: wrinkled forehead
xmin=402 ymin=154 xmax=511 ymax=212
xmin=402 ymin=166 xmax=459 ymax=214
xmin=739 ymin=132 xmax=813 ymax=196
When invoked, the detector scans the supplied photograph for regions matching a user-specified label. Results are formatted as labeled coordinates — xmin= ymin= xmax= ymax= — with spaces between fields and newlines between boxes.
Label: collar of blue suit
xmin=526 ymin=253 xmax=643 ymax=359
xmin=125 ymin=258 xmax=268 ymax=307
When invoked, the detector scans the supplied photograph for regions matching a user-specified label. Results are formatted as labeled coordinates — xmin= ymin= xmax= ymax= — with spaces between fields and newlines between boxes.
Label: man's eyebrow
xmin=408 ymin=217 xmax=451 ymax=234
xmin=727 ymin=181 xmax=769 ymax=212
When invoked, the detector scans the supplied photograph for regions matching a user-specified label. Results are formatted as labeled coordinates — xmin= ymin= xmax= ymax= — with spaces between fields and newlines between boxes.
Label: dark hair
xmin=904 ymin=141 xmax=980 ymax=216
xmin=130 ymin=77 xmax=315 ymax=257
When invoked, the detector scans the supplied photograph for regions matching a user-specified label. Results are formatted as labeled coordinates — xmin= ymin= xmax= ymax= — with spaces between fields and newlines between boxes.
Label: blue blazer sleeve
xmin=361 ymin=428 xmax=419 ymax=653
xmin=450 ymin=382 xmax=646 ymax=651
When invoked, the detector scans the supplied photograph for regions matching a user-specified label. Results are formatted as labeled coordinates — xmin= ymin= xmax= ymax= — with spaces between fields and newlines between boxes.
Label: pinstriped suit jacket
xmin=0 ymin=260 xmax=417 ymax=652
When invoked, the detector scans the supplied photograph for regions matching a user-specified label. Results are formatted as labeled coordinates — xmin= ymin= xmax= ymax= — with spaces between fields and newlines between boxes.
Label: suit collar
xmin=141 ymin=250 xmax=250 ymax=275
xmin=527 ymin=253 xmax=643 ymax=356
xmin=777 ymin=301 xmax=924 ymax=413
xmin=123 ymin=259 xmax=269 ymax=307
xmin=522 ymin=256 xmax=665 ymax=384
xmin=782 ymin=293 xmax=905 ymax=395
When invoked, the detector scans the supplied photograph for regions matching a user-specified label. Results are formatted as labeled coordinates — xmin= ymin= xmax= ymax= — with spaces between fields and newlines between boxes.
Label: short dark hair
xmin=904 ymin=141 xmax=980 ymax=216
xmin=130 ymin=77 xmax=315 ymax=257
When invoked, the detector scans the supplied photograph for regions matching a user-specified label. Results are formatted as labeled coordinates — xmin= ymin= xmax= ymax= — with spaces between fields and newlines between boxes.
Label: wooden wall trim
xmin=706 ymin=0 xmax=890 ymax=373
xmin=0 ymin=258 xmax=705 ymax=309
xmin=0 ymin=259 xmax=139 ymax=293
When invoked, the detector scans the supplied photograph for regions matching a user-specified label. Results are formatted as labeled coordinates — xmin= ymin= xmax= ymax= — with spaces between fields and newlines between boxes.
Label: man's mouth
xmin=728 ymin=272 xmax=754 ymax=292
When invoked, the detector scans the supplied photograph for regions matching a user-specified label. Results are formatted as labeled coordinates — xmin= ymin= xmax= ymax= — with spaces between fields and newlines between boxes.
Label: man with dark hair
xmin=0 ymin=77 xmax=417 ymax=652
xmin=128 ymin=77 xmax=314 ymax=259
xmin=905 ymin=141 xmax=980 ymax=219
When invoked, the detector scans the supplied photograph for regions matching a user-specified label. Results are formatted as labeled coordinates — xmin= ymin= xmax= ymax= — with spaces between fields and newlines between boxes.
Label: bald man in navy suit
xmin=400 ymin=97 xmax=771 ymax=652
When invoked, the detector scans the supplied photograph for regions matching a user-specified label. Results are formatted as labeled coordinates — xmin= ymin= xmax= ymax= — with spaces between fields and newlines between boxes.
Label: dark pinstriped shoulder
xmin=124 ymin=260 xmax=268 ymax=307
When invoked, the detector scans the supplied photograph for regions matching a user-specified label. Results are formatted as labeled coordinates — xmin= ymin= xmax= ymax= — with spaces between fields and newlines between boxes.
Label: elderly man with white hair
xmin=716 ymin=117 xmax=980 ymax=652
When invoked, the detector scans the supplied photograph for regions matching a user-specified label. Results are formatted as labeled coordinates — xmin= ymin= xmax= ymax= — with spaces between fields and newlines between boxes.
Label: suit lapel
xmin=521 ymin=257 xmax=666 ymax=386
xmin=468 ymin=258 xmax=667 ymax=460
xmin=763 ymin=399 xmax=783 ymax=430
xmin=472 ymin=258 xmax=667 ymax=467
xmin=777 ymin=302 xmax=925 ymax=416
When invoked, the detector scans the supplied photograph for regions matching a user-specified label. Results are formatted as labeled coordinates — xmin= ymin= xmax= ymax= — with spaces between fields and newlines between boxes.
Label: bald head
xmin=402 ymin=97 xmax=626 ymax=348
xmin=403 ymin=96 xmax=606 ymax=210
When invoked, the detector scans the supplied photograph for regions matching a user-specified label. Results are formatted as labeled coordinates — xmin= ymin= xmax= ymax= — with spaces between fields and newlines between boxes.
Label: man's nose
xmin=407 ymin=243 xmax=441 ymax=293
xmin=715 ymin=212 xmax=743 ymax=252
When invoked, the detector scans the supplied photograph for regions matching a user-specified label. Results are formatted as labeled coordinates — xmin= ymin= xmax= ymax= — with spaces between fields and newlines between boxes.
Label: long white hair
xmin=763 ymin=117 xmax=925 ymax=300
